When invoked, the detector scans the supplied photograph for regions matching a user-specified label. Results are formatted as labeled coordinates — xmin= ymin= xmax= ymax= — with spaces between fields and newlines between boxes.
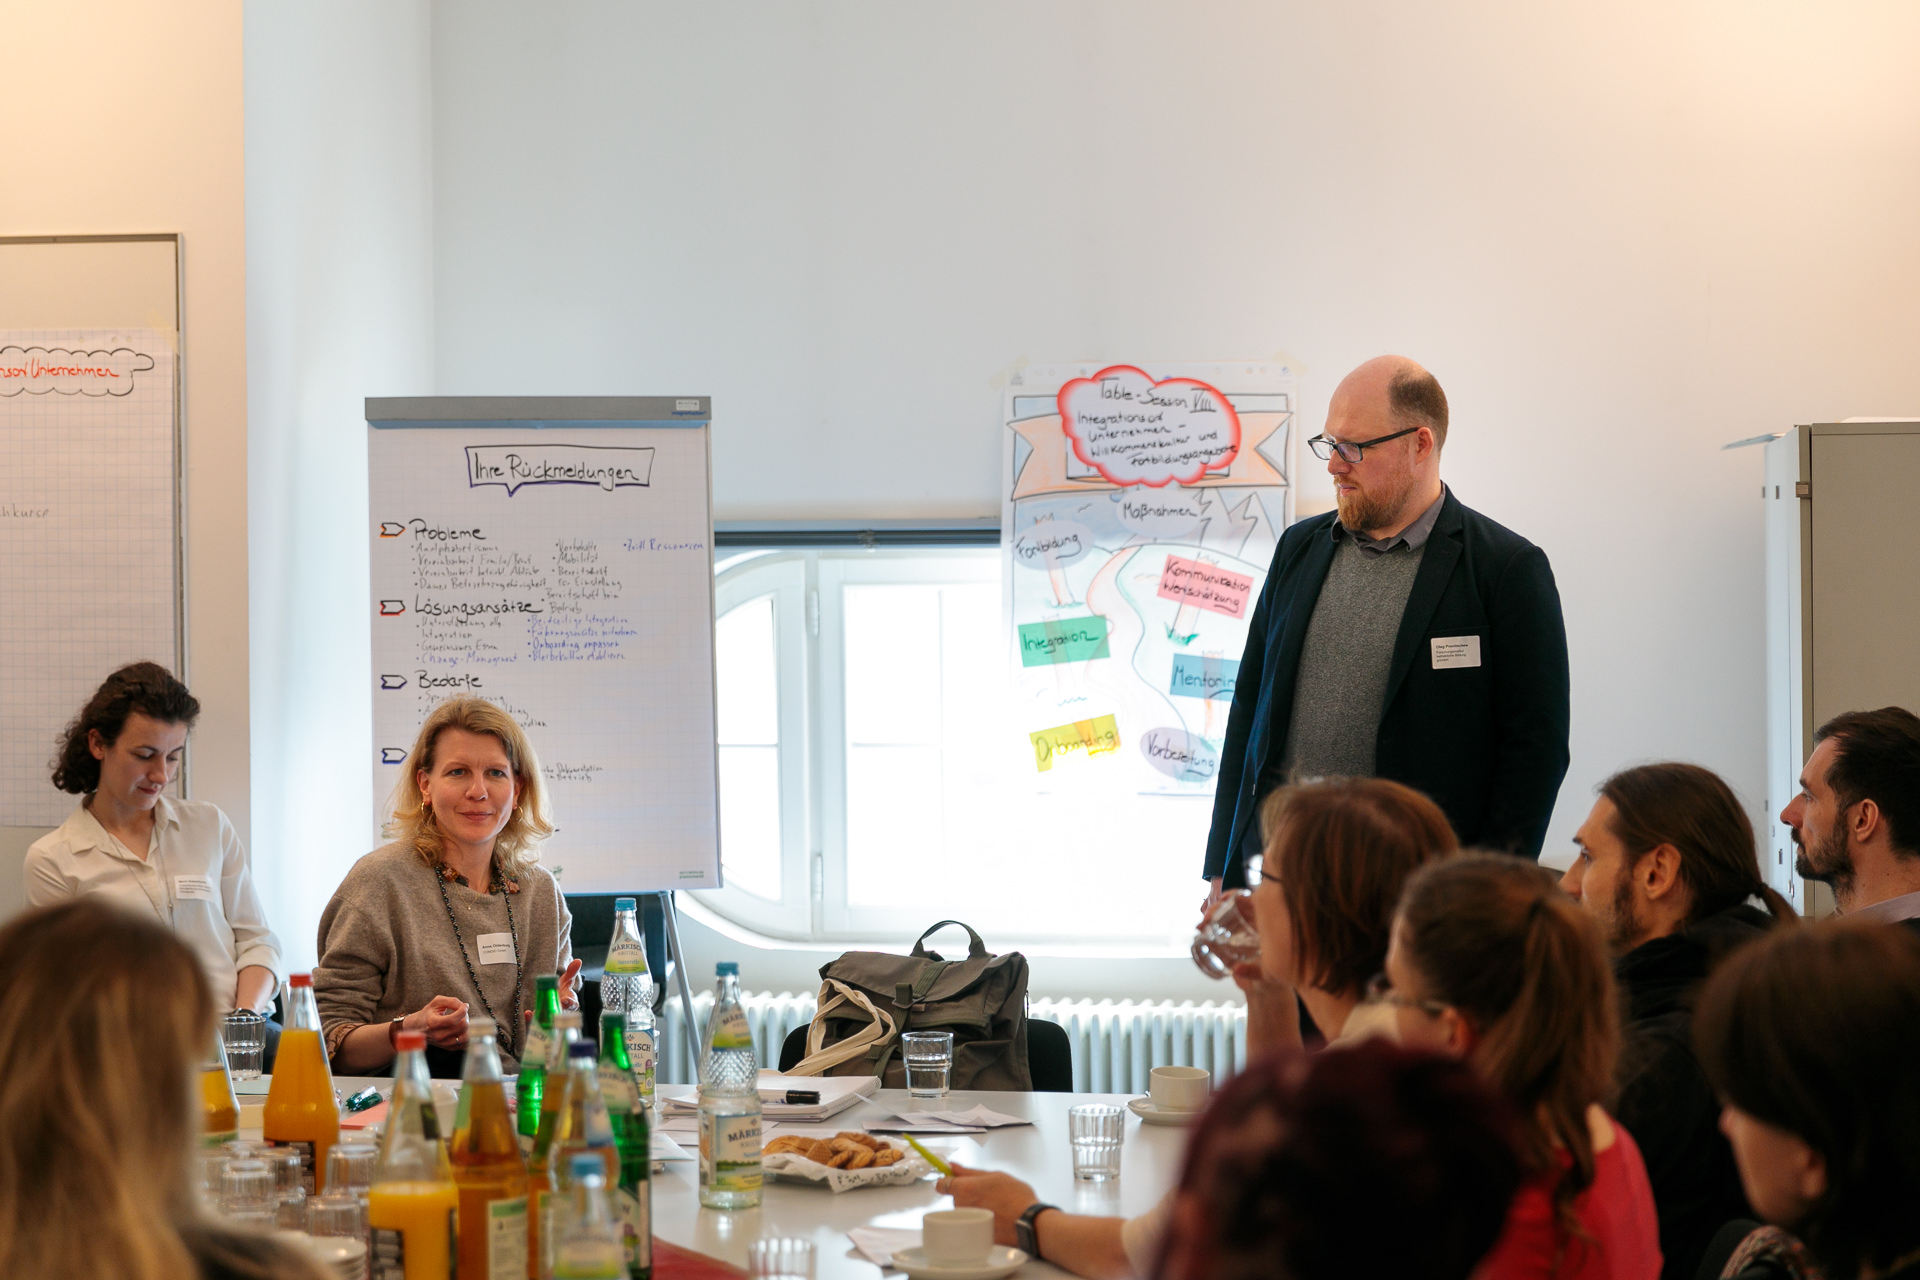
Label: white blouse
xmin=24 ymin=794 xmax=284 ymax=1007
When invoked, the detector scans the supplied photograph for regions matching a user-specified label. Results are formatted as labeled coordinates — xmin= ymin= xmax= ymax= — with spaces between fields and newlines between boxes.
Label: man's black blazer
xmin=1203 ymin=489 xmax=1570 ymax=882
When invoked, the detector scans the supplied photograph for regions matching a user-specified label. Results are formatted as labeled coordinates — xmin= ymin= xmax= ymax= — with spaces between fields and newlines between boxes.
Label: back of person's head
xmin=1259 ymin=777 xmax=1457 ymax=998
xmin=1694 ymin=922 xmax=1920 ymax=1278
xmin=1599 ymin=761 xmax=1797 ymax=925
xmin=1155 ymin=1040 xmax=1522 ymax=1280
xmin=1813 ymin=707 xmax=1920 ymax=857
xmin=0 ymin=899 xmax=211 ymax=1278
xmin=1394 ymin=853 xmax=1619 ymax=1222
xmin=51 ymin=661 xmax=200 ymax=794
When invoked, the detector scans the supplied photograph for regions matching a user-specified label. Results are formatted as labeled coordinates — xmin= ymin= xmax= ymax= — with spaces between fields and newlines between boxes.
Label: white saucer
xmin=892 ymin=1245 xmax=1029 ymax=1279
xmin=1128 ymin=1096 xmax=1202 ymax=1126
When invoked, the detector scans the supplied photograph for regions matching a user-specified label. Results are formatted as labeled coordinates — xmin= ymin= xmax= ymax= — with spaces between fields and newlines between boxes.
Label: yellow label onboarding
xmin=1029 ymin=714 xmax=1121 ymax=772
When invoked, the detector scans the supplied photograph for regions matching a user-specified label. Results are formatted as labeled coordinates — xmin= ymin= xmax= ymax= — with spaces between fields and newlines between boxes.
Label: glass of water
xmin=747 ymin=1237 xmax=816 ymax=1279
xmin=901 ymin=1031 xmax=954 ymax=1099
xmin=1069 ymin=1103 xmax=1124 ymax=1181
xmin=1191 ymin=891 xmax=1261 ymax=979
xmin=222 ymin=1010 xmax=267 ymax=1080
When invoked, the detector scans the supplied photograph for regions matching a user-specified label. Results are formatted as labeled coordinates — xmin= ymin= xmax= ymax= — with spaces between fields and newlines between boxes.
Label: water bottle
xmin=696 ymin=962 xmax=761 ymax=1210
xmin=600 ymin=898 xmax=656 ymax=1115
xmin=549 ymin=1154 xmax=626 ymax=1279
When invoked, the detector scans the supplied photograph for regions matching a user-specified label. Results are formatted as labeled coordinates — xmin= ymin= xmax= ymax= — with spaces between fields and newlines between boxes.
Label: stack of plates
xmin=283 ymin=1232 xmax=367 ymax=1280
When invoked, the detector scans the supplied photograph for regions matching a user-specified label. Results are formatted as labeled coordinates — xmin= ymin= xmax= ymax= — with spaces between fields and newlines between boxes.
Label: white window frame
xmin=698 ymin=546 xmax=1006 ymax=945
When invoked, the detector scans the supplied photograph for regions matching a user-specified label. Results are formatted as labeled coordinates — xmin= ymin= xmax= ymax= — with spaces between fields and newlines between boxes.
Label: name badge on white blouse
xmin=476 ymin=933 xmax=517 ymax=965
xmin=174 ymin=875 xmax=218 ymax=903
xmin=1431 ymin=636 xmax=1483 ymax=669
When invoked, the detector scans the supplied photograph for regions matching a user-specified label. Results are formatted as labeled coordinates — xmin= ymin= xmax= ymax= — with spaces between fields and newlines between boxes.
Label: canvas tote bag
xmin=786 ymin=919 xmax=1032 ymax=1091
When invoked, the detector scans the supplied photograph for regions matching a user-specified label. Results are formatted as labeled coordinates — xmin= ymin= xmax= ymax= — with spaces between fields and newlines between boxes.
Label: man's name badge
xmin=1430 ymin=636 xmax=1482 ymax=669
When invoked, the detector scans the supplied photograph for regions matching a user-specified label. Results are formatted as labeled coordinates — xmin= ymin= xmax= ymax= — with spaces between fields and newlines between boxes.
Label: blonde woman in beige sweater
xmin=316 ymin=697 xmax=581 ymax=1077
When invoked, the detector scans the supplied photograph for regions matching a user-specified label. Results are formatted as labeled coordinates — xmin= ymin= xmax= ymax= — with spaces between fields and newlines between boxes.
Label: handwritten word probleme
xmin=1156 ymin=554 xmax=1254 ymax=620
xmin=1030 ymin=714 xmax=1121 ymax=772
xmin=0 ymin=346 xmax=155 ymax=397
xmin=1057 ymin=366 xmax=1240 ymax=487
xmin=466 ymin=444 xmax=656 ymax=496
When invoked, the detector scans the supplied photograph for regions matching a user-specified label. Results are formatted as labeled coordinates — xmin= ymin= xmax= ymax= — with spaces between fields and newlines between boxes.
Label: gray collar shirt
xmin=1334 ymin=486 xmax=1447 ymax=556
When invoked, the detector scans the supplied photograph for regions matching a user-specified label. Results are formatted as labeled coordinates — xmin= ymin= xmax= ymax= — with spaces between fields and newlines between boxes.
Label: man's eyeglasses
xmin=1307 ymin=425 xmax=1420 ymax=464
xmin=1243 ymin=853 xmax=1265 ymax=888
xmin=1363 ymin=972 xmax=1449 ymax=1018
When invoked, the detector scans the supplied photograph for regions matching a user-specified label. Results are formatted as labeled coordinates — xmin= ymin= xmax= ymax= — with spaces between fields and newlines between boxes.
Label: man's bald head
xmin=1331 ymin=356 xmax=1450 ymax=451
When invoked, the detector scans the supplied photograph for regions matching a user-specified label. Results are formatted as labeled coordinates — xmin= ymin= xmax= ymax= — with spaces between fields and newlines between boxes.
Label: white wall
xmin=244 ymin=1 xmax=435 ymax=968
xmin=423 ymin=0 xmax=1920 ymax=878
xmin=0 ymin=2 xmax=252 ymax=851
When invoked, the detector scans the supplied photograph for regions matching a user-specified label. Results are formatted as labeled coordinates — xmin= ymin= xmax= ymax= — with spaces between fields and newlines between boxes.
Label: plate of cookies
xmin=761 ymin=1130 xmax=930 ymax=1193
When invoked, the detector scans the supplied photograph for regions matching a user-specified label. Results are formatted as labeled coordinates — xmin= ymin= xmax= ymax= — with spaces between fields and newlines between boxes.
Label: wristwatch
xmin=388 ymin=1015 xmax=407 ymax=1047
xmin=1016 ymin=1203 xmax=1057 ymax=1259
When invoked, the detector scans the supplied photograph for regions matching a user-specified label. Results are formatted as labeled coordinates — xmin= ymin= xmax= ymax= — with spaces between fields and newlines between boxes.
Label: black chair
xmin=777 ymin=1019 xmax=1074 ymax=1091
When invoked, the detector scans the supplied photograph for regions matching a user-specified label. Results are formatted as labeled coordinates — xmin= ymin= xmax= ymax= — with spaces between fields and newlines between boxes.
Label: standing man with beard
xmin=1781 ymin=707 xmax=1920 ymax=928
xmin=1205 ymin=356 xmax=1570 ymax=894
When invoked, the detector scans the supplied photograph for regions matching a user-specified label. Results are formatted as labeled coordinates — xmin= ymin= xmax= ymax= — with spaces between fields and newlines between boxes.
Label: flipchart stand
xmin=659 ymin=890 xmax=704 ymax=1072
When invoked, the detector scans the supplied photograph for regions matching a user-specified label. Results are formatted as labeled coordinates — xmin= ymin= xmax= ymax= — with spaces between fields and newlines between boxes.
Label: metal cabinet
xmin=1764 ymin=422 xmax=1920 ymax=915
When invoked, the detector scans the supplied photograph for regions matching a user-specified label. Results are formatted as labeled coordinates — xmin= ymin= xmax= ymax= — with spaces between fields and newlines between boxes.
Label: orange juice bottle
xmin=450 ymin=1017 xmax=529 ymax=1280
xmin=263 ymin=973 xmax=340 ymax=1192
xmin=201 ymin=1031 xmax=239 ymax=1146
xmin=370 ymin=1029 xmax=461 ymax=1280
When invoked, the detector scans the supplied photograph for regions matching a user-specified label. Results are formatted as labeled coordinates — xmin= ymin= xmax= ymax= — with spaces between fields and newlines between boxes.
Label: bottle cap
xmin=556 ymin=1009 xmax=582 ymax=1029
xmin=289 ymin=973 xmax=313 ymax=988
xmin=716 ymin=961 xmax=739 ymax=976
xmin=469 ymin=1017 xmax=497 ymax=1035
xmin=534 ymin=973 xmax=559 ymax=990
xmin=395 ymin=1030 xmax=426 ymax=1052
xmin=569 ymin=1153 xmax=603 ymax=1180
xmin=569 ymin=1040 xmax=596 ymax=1059
xmin=615 ymin=896 xmax=636 ymax=911
xmin=600 ymin=1009 xmax=625 ymax=1029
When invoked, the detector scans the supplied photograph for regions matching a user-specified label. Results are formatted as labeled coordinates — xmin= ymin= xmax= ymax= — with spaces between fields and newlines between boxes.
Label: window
xmin=698 ymin=546 xmax=1208 ymax=953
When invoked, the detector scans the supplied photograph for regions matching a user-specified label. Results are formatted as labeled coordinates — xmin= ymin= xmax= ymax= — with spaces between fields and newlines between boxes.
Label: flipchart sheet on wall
xmin=1003 ymin=362 xmax=1297 ymax=801
xmin=368 ymin=423 xmax=721 ymax=893
xmin=0 ymin=330 xmax=178 ymax=825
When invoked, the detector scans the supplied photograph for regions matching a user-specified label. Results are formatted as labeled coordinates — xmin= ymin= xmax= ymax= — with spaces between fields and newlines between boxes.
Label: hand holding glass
xmin=1191 ymin=890 xmax=1260 ymax=978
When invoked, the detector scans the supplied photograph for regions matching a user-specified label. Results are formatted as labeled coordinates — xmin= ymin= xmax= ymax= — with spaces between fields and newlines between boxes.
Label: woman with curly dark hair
xmin=25 ymin=663 xmax=283 ymax=1052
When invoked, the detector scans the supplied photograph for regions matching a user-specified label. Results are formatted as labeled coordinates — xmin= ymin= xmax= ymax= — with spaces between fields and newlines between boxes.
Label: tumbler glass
xmin=901 ymin=1031 xmax=954 ymax=1100
xmin=1190 ymin=891 xmax=1260 ymax=979
xmin=222 ymin=1011 xmax=267 ymax=1080
xmin=1068 ymin=1104 xmax=1123 ymax=1181
xmin=746 ymin=1237 xmax=816 ymax=1279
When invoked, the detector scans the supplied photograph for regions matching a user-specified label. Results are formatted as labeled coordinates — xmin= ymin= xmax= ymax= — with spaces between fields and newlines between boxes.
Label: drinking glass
xmin=1191 ymin=891 xmax=1260 ymax=979
xmin=308 ymin=1192 xmax=368 ymax=1239
xmin=261 ymin=1147 xmax=307 ymax=1228
xmin=222 ymin=1011 xmax=267 ymax=1080
xmin=219 ymin=1158 xmax=277 ymax=1225
xmin=325 ymin=1142 xmax=379 ymax=1200
xmin=746 ymin=1237 xmax=816 ymax=1279
xmin=901 ymin=1031 xmax=954 ymax=1099
xmin=1068 ymin=1104 xmax=1123 ymax=1181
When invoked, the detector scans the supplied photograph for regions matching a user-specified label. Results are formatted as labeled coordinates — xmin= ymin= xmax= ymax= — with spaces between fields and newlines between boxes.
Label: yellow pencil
xmin=903 ymin=1133 xmax=953 ymax=1175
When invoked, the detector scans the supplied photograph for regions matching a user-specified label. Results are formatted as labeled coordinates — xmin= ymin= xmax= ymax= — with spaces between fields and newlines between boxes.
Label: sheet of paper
xmin=650 ymin=1130 xmax=692 ymax=1161
xmin=848 ymin=1227 xmax=922 ymax=1269
xmin=882 ymin=1103 xmax=1031 ymax=1128
xmin=863 ymin=1120 xmax=987 ymax=1135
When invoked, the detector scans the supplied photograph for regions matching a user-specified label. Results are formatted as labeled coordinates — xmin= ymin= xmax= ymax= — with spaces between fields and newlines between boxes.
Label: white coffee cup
xmin=922 ymin=1208 xmax=996 ymax=1265
xmin=1148 ymin=1065 xmax=1210 ymax=1112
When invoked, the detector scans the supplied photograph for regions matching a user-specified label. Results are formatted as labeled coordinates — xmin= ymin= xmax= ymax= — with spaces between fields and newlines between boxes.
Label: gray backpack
xmin=786 ymin=920 xmax=1032 ymax=1091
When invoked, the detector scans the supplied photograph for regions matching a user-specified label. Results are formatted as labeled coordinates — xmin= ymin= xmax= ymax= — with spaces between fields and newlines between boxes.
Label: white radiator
xmin=657 ymin=989 xmax=1247 ymax=1093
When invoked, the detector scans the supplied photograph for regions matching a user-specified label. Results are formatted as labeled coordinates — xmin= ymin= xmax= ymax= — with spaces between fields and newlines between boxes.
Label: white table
xmin=238 ymin=1078 xmax=1188 ymax=1277
xmin=650 ymin=1088 xmax=1185 ymax=1277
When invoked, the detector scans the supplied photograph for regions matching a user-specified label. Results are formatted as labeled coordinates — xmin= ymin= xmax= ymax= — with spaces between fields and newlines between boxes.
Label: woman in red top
xmin=1377 ymin=853 xmax=1663 ymax=1280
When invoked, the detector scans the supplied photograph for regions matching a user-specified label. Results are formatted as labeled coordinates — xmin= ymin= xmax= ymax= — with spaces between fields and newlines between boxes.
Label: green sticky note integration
xmin=1018 ymin=615 xmax=1111 ymax=667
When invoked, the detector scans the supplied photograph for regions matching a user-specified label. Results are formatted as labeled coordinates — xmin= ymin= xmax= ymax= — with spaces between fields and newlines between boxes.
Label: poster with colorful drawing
xmin=1003 ymin=362 xmax=1297 ymax=797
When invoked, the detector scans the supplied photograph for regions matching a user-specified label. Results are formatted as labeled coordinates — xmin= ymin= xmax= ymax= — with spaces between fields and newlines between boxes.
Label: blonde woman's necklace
xmin=433 ymin=864 xmax=523 ymax=1058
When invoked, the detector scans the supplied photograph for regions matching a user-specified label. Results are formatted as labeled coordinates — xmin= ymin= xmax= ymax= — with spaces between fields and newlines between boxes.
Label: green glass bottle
xmin=516 ymin=974 xmax=561 ymax=1155
xmin=598 ymin=1012 xmax=653 ymax=1279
